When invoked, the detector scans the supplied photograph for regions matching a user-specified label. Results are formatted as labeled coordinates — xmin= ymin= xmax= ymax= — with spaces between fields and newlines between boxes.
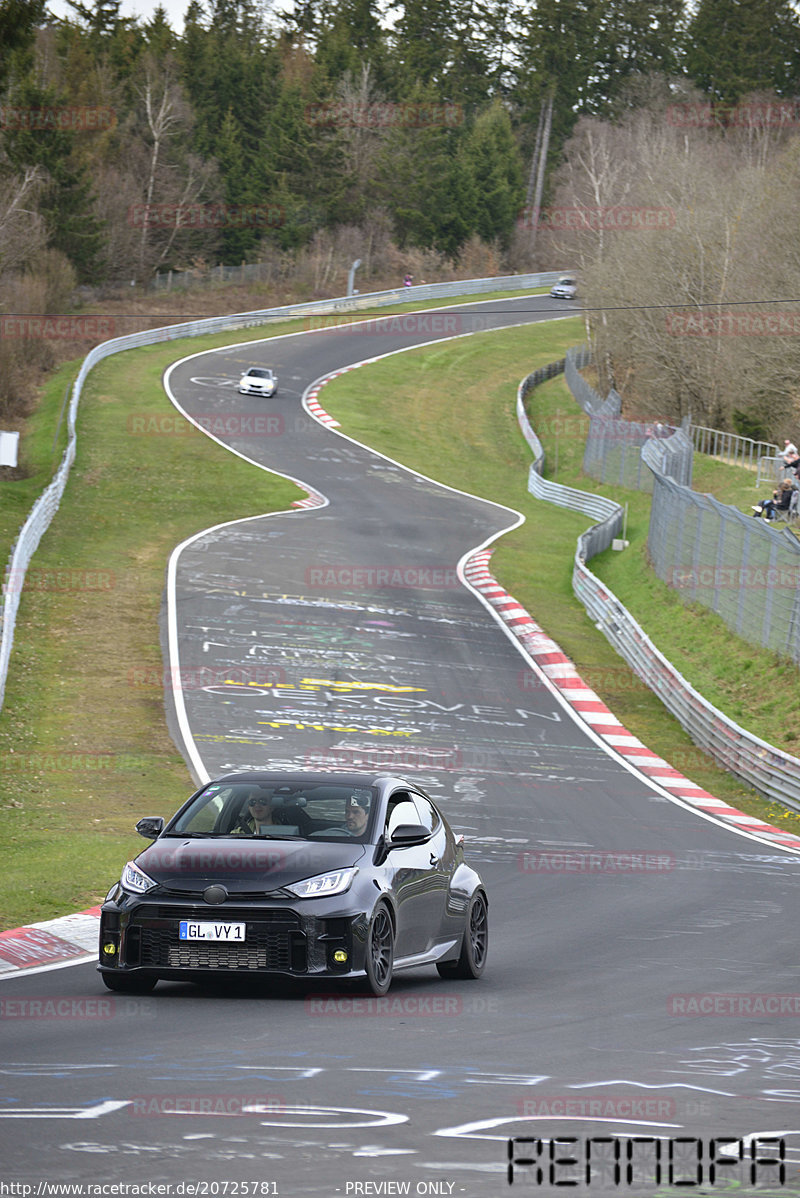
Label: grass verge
xmin=0 ymin=333 xmax=302 ymax=930
xmin=318 ymin=317 xmax=800 ymax=838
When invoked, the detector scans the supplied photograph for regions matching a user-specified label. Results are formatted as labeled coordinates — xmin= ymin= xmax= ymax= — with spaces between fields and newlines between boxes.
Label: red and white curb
xmin=291 ymin=488 xmax=326 ymax=509
xmin=0 ymin=907 xmax=100 ymax=978
xmin=305 ymin=379 xmax=342 ymax=428
xmin=464 ymin=548 xmax=800 ymax=852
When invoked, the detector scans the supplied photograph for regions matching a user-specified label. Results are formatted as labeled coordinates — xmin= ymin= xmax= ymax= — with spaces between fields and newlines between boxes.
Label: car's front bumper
xmin=98 ymin=893 xmax=369 ymax=982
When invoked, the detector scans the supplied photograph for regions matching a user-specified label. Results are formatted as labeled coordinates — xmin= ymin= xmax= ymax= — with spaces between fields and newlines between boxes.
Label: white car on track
xmin=238 ymin=367 xmax=278 ymax=397
xmin=549 ymin=276 xmax=578 ymax=300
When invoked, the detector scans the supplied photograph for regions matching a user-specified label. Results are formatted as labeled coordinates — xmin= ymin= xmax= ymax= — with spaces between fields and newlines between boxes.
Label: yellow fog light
xmin=333 ymin=950 xmax=348 ymax=963
xmin=103 ymin=942 xmax=117 ymax=955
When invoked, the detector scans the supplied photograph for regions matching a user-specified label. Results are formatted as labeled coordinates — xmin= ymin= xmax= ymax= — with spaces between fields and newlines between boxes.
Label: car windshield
xmin=245 ymin=368 xmax=271 ymax=378
xmin=167 ymin=781 xmax=377 ymax=841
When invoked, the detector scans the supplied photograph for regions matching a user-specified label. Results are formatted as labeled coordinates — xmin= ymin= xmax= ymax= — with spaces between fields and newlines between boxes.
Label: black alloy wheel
xmin=364 ymin=905 xmax=394 ymax=996
xmin=437 ymin=890 xmax=488 ymax=979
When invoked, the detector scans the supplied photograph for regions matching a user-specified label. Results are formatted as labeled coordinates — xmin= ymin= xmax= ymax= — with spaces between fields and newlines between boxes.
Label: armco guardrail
xmin=519 ymin=353 xmax=800 ymax=813
xmin=0 ymin=271 xmax=564 ymax=710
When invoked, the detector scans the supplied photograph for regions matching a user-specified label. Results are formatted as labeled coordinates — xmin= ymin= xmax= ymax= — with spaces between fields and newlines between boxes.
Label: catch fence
xmin=647 ymin=474 xmax=800 ymax=663
xmin=565 ymin=346 xmax=693 ymax=491
xmin=520 ymin=353 xmax=800 ymax=813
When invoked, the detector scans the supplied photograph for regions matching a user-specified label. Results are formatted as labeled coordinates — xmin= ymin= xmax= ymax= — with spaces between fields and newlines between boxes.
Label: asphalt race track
xmin=1 ymin=295 xmax=799 ymax=1195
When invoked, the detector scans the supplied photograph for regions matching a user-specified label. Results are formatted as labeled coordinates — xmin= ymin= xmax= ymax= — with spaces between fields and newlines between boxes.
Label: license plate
xmin=179 ymin=921 xmax=246 ymax=942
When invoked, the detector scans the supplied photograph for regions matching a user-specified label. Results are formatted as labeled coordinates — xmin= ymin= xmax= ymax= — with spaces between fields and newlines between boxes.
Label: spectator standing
xmin=782 ymin=439 xmax=800 ymax=474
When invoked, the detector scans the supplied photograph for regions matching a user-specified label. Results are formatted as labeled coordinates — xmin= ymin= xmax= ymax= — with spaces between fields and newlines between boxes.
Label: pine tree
xmin=2 ymin=78 xmax=105 ymax=280
xmin=376 ymin=82 xmax=480 ymax=255
xmin=685 ymin=0 xmax=800 ymax=101
xmin=0 ymin=0 xmax=45 ymax=89
xmin=463 ymin=101 xmax=524 ymax=248
xmin=215 ymin=106 xmax=259 ymax=261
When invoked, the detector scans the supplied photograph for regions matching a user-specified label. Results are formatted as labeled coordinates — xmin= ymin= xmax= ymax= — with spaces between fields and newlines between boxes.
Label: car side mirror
xmin=136 ymin=816 xmax=164 ymax=840
xmin=389 ymin=823 xmax=430 ymax=847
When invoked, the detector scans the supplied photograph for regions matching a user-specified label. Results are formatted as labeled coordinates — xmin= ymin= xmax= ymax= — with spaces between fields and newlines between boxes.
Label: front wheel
xmin=364 ymin=905 xmax=394 ymax=996
xmin=100 ymin=972 xmax=157 ymax=994
xmin=437 ymin=890 xmax=488 ymax=980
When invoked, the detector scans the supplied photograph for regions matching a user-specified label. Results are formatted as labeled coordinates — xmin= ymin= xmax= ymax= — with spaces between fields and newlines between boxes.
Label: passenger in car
xmin=233 ymin=792 xmax=276 ymax=834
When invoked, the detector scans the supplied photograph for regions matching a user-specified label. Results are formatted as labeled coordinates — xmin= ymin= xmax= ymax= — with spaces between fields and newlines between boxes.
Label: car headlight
xmin=120 ymin=860 xmax=157 ymax=894
xmin=285 ymin=868 xmax=357 ymax=899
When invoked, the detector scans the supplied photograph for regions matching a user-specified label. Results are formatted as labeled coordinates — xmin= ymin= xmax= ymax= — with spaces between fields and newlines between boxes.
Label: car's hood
xmin=136 ymin=837 xmax=367 ymax=893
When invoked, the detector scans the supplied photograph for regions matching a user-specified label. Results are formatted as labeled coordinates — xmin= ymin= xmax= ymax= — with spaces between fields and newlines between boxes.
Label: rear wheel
xmin=100 ymin=973 xmax=157 ymax=994
xmin=436 ymin=891 xmax=488 ymax=979
xmin=364 ymin=905 xmax=394 ymax=996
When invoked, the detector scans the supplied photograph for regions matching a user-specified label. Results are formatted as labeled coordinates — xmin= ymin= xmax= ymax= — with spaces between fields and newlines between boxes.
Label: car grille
xmin=142 ymin=930 xmax=289 ymax=971
xmin=131 ymin=910 xmax=305 ymax=972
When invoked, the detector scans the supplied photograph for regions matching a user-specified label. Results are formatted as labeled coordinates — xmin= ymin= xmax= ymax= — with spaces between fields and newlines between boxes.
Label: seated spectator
xmin=752 ymin=479 xmax=796 ymax=519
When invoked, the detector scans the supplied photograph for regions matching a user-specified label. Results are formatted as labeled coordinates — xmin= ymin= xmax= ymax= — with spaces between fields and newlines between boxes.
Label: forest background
xmin=2 ymin=0 xmax=800 ymax=437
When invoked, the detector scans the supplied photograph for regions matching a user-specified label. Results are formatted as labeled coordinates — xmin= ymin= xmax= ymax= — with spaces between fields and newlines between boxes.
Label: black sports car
xmin=98 ymin=771 xmax=488 ymax=996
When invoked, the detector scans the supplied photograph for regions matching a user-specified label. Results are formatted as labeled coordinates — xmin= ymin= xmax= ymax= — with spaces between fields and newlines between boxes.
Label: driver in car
xmin=345 ymin=794 xmax=370 ymax=836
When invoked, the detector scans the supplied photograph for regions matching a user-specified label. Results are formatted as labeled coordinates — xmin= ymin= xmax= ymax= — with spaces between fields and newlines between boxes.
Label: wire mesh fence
xmin=567 ymin=344 xmax=693 ymax=491
xmin=563 ymin=344 xmax=598 ymax=413
xmin=647 ymin=474 xmax=800 ymax=663
xmin=523 ymin=350 xmax=800 ymax=813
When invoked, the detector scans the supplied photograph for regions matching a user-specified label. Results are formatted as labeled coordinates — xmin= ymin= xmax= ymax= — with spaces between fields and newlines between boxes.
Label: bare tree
xmin=0 ymin=166 xmax=46 ymax=276
xmin=136 ymin=55 xmax=194 ymax=278
xmin=550 ymin=85 xmax=800 ymax=437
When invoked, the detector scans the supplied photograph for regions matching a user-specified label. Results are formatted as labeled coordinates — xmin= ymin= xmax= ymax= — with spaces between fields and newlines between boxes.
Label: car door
xmin=407 ymin=790 xmax=454 ymax=951
xmin=383 ymin=790 xmax=449 ymax=958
